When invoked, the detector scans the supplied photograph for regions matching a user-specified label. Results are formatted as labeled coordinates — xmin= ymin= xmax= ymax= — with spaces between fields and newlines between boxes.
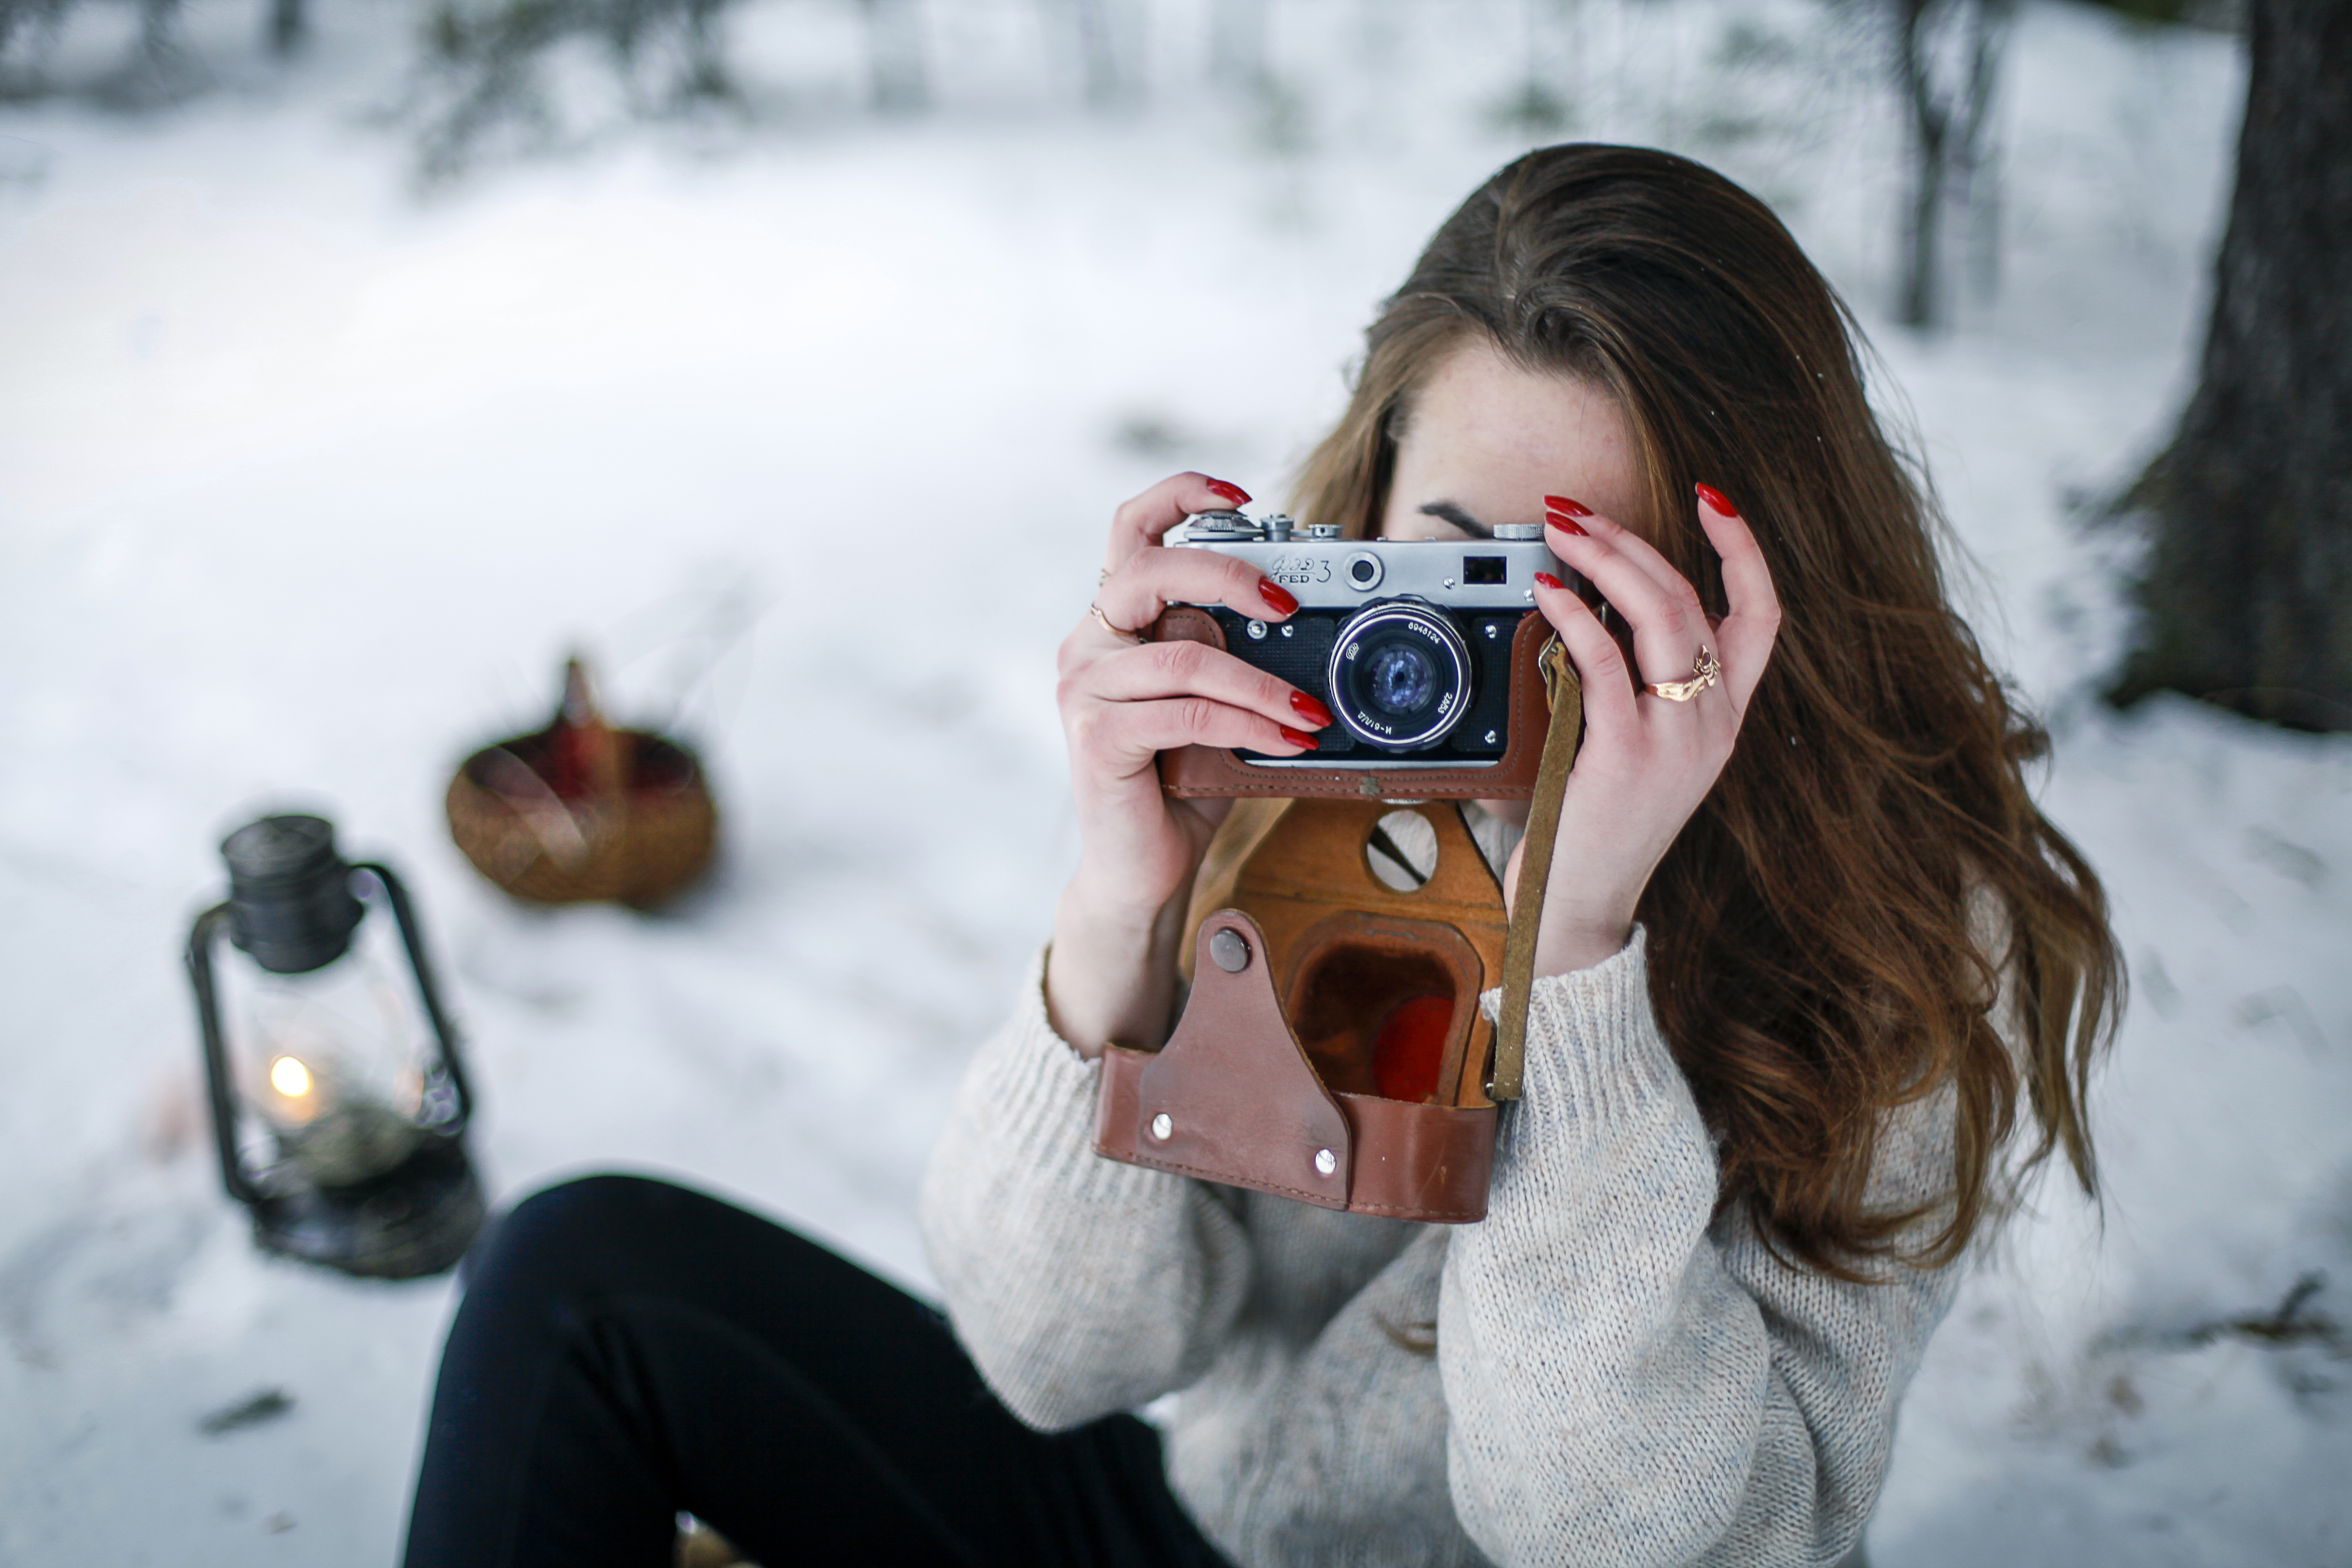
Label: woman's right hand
xmin=1044 ymin=472 xmax=1332 ymax=1056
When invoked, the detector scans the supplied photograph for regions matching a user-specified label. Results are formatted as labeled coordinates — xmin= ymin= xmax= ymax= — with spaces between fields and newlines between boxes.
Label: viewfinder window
xmin=1462 ymin=556 xmax=1507 ymax=585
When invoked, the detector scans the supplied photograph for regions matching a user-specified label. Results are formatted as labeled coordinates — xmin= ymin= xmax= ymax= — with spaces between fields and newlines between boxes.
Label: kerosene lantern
xmin=185 ymin=813 xmax=485 ymax=1278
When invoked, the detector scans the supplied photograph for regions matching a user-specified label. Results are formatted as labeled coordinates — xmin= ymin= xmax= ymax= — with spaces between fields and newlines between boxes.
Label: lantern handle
xmin=186 ymin=904 xmax=267 ymax=1206
xmin=356 ymin=861 xmax=476 ymax=1131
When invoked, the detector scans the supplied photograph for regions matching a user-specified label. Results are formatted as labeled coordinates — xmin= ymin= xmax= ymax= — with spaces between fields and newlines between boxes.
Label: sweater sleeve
xmin=917 ymin=950 xmax=1255 ymax=1433
xmin=1439 ymin=927 xmax=1965 ymax=1568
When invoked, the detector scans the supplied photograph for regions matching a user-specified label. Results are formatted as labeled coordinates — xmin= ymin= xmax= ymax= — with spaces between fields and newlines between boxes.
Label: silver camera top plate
xmin=1173 ymin=511 xmax=1564 ymax=610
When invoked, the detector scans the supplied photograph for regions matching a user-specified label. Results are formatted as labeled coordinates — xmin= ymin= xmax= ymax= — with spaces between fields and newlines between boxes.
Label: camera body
xmin=1167 ymin=511 xmax=1572 ymax=776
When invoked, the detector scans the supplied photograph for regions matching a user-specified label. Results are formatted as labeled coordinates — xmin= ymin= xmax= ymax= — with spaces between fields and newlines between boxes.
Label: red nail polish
xmin=1695 ymin=482 xmax=1738 ymax=517
xmin=1545 ymin=513 xmax=1589 ymax=538
xmin=1290 ymin=691 xmax=1335 ymax=727
xmin=1278 ymin=725 xmax=1320 ymax=750
xmin=1258 ymin=579 xmax=1300 ymax=616
xmin=1534 ymin=571 xmax=1565 ymax=591
xmin=1543 ymin=495 xmax=1592 ymax=517
xmin=1207 ymin=479 xmax=1252 ymax=505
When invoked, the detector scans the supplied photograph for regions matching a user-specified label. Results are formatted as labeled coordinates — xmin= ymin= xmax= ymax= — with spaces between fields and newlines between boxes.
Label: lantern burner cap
xmin=220 ymin=813 xmax=364 ymax=975
xmin=222 ymin=814 xmax=340 ymax=886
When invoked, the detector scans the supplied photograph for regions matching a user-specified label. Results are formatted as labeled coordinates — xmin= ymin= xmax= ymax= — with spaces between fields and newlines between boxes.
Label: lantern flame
xmin=270 ymin=1055 xmax=314 ymax=1099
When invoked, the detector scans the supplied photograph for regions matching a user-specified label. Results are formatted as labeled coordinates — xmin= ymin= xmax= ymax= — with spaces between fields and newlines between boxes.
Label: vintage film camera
xmin=1101 ymin=511 xmax=1591 ymax=1221
xmin=1150 ymin=511 xmax=1578 ymax=800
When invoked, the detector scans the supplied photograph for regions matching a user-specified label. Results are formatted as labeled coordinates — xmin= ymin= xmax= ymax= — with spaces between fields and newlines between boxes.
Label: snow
xmin=3 ymin=0 xmax=2346 ymax=1562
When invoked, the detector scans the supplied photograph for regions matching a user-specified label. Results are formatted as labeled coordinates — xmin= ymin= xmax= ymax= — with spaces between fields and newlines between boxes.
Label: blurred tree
xmin=407 ymin=0 xmax=736 ymax=180
xmin=0 ymin=0 xmax=74 ymax=75
xmin=859 ymin=0 xmax=925 ymax=112
xmin=405 ymin=0 xmax=945 ymax=176
xmin=1890 ymin=0 xmax=2014 ymax=329
xmin=1209 ymin=0 xmax=1265 ymax=85
xmin=269 ymin=0 xmax=304 ymax=54
xmin=0 ymin=0 xmax=189 ymax=101
xmin=1488 ymin=0 xmax=1567 ymax=135
xmin=2110 ymin=0 xmax=2352 ymax=730
xmin=1071 ymin=0 xmax=1118 ymax=106
xmin=2076 ymin=0 xmax=2234 ymax=22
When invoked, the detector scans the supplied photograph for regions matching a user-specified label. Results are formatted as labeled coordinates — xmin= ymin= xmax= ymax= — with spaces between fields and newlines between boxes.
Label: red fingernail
xmin=1695 ymin=482 xmax=1738 ymax=517
xmin=1542 ymin=495 xmax=1592 ymax=517
xmin=1545 ymin=512 xmax=1589 ymax=538
xmin=1534 ymin=571 xmax=1565 ymax=591
xmin=1207 ymin=479 xmax=1251 ymax=505
xmin=1258 ymin=578 xmax=1300 ymax=616
xmin=1278 ymin=725 xmax=1320 ymax=750
xmin=1290 ymin=691 xmax=1335 ymax=727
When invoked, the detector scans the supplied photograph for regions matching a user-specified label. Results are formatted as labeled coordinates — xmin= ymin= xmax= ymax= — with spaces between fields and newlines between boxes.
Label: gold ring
xmin=1090 ymin=602 xmax=1143 ymax=642
xmin=1643 ymin=646 xmax=1722 ymax=702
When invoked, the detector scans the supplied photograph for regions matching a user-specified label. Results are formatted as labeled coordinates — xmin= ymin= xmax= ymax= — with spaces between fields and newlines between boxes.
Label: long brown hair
xmin=1294 ymin=144 xmax=2122 ymax=1277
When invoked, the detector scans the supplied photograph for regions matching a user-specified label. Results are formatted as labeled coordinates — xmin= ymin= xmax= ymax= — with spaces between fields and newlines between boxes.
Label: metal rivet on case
xmin=1210 ymin=927 xmax=1251 ymax=973
xmin=1280 ymin=624 xmax=1295 ymax=638
xmin=1246 ymin=620 xmax=1269 ymax=641
xmin=1314 ymin=1148 xmax=1338 ymax=1177
xmin=1151 ymin=1112 xmax=1173 ymax=1141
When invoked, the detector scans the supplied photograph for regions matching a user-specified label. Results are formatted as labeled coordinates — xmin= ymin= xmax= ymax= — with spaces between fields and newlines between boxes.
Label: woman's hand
xmin=1044 ymin=473 xmax=1331 ymax=1055
xmin=1508 ymin=484 xmax=1782 ymax=977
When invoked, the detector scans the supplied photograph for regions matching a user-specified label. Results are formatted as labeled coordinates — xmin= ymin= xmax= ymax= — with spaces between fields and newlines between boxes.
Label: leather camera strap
xmin=1488 ymin=638 xmax=1582 ymax=1101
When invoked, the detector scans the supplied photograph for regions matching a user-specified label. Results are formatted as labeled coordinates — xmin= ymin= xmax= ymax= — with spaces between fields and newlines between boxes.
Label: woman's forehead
xmin=1384 ymin=341 xmax=1645 ymax=536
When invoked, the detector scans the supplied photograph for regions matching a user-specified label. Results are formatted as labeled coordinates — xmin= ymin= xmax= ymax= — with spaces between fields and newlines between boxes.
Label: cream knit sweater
xmin=918 ymin=929 xmax=1966 ymax=1567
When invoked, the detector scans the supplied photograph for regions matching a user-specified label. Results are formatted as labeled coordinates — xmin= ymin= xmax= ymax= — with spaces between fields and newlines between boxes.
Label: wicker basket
xmin=446 ymin=700 xmax=719 ymax=910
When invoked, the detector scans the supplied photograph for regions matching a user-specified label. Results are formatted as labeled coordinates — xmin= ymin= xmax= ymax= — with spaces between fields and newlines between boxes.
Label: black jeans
xmin=402 ymin=1174 xmax=1234 ymax=1568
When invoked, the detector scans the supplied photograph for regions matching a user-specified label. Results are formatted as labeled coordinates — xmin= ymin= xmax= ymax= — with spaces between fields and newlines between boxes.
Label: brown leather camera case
xmin=1151 ymin=607 xmax=1558 ymax=802
xmin=1092 ymin=799 xmax=1508 ymax=1223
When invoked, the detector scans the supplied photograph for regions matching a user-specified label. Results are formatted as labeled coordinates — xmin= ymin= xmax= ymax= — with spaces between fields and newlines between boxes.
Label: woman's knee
xmin=461 ymin=1173 xmax=703 ymax=1298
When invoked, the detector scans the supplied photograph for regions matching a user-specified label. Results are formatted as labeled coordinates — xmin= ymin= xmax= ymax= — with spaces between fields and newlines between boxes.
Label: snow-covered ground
xmin=4 ymin=0 xmax=2347 ymax=1562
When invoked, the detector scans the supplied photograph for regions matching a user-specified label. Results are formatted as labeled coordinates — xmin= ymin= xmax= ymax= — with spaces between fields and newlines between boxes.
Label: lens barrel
xmin=1326 ymin=602 xmax=1475 ymax=752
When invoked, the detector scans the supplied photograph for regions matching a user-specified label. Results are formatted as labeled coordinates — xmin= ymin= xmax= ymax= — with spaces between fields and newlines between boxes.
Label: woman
xmin=403 ymin=144 xmax=2118 ymax=1568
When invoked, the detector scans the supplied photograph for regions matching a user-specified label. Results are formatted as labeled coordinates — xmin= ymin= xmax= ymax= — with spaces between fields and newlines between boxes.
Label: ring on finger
xmin=1642 ymin=646 xmax=1722 ymax=703
xmin=1089 ymin=602 xmax=1144 ymax=642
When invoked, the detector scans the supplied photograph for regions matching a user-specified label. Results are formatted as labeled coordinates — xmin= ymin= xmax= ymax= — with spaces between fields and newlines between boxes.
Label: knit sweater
xmin=918 ymin=929 xmax=1969 ymax=1567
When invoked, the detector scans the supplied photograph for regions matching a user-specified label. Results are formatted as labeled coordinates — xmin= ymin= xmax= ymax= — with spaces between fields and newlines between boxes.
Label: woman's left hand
xmin=1506 ymin=484 xmax=1783 ymax=977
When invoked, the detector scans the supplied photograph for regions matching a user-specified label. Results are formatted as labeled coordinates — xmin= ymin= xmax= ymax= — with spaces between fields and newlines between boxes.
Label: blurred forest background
xmin=3 ymin=0 xmax=2349 ymax=1563
xmin=0 ymin=0 xmax=2244 ymax=293
xmin=6 ymin=0 xmax=2345 ymax=719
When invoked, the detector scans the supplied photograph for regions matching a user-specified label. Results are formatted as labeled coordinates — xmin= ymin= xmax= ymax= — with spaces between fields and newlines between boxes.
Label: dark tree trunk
xmin=138 ymin=0 xmax=178 ymax=60
xmin=1952 ymin=0 xmax=2011 ymax=304
xmin=267 ymin=0 xmax=304 ymax=56
xmin=1896 ymin=0 xmax=1949 ymax=329
xmin=859 ymin=0 xmax=926 ymax=113
xmin=1067 ymin=0 xmax=1115 ymax=106
xmin=2111 ymin=0 xmax=2352 ymax=730
xmin=1894 ymin=0 xmax=2012 ymax=330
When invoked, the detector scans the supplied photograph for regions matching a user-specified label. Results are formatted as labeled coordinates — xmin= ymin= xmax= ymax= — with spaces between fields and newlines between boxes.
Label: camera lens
xmin=1327 ymin=602 xmax=1474 ymax=752
xmin=1363 ymin=641 xmax=1437 ymax=714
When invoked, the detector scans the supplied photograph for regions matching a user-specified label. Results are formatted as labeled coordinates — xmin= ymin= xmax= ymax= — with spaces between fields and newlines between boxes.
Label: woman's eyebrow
xmin=1417 ymin=501 xmax=1493 ymax=538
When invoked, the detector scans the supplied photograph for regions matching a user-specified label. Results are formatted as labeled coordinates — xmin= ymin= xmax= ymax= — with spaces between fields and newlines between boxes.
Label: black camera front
xmin=1166 ymin=511 xmax=1567 ymax=784
xmin=1204 ymin=598 xmax=1523 ymax=768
